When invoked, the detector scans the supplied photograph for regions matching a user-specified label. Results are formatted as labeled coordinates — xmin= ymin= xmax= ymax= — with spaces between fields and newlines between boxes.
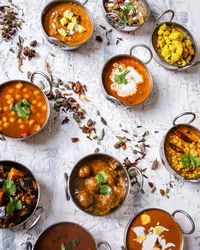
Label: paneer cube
xmin=60 ymin=17 xmax=68 ymax=26
xmin=71 ymin=16 xmax=79 ymax=24
xmin=64 ymin=10 xmax=74 ymax=20
xmin=58 ymin=28 xmax=67 ymax=37
xmin=67 ymin=22 xmax=75 ymax=31
xmin=75 ymin=24 xmax=86 ymax=33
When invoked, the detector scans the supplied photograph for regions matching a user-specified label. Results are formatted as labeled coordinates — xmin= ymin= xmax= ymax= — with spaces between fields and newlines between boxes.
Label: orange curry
xmin=43 ymin=1 xmax=93 ymax=47
xmin=0 ymin=81 xmax=48 ymax=138
xmin=126 ymin=209 xmax=182 ymax=250
xmin=102 ymin=55 xmax=152 ymax=106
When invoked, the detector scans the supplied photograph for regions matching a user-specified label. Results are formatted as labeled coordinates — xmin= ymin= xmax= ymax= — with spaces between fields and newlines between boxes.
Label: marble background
xmin=0 ymin=0 xmax=200 ymax=249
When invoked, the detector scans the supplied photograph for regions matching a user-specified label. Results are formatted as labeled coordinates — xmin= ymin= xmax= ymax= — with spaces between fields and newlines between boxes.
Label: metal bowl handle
xmin=172 ymin=210 xmax=195 ymax=234
xmin=156 ymin=9 xmax=175 ymax=26
xmin=79 ymin=0 xmax=88 ymax=4
xmin=23 ymin=206 xmax=44 ymax=231
xmin=129 ymin=44 xmax=153 ymax=64
xmin=98 ymin=241 xmax=111 ymax=250
xmin=106 ymin=95 xmax=126 ymax=108
xmin=30 ymin=71 xmax=53 ymax=96
xmin=173 ymin=112 xmax=196 ymax=126
xmin=64 ymin=173 xmax=70 ymax=201
xmin=128 ymin=166 xmax=144 ymax=194
xmin=26 ymin=242 xmax=33 ymax=250
xmin=106 ymin=13 xmax=125 ymax=30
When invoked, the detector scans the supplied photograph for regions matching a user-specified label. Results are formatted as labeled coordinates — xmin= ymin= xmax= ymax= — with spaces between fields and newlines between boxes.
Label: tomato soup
xmin=0 ymin=81 xmax=48 ymax=138
xmin=34 ymin=222 xmax=97 ymax=250
xmin=126 ymin=209 xmax=182 ymax=250
xmin=43 ymin=1 xmax=93 ymax=47
xmin=102 ymin=55 xmax=152 ymax=106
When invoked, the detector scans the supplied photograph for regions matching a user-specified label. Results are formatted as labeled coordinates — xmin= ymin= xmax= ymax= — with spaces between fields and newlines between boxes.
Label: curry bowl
xmin=64 ymin=153 xmax=143 ymax=216
xmin=0 ymin=72 xmax=52 ymax=140
xmin=160 ymin=112 xmax=200 ymax=183
xmin=0 ymin=160 xmax=43 ymax=230
xmin=102 ymin=0 xmax=150 ymax=32
xmin=151 ymin=10 xmax=200 ymax=70
xmin=101 ymin=44 xmax=153 ymax=108
xmin=26 ymin=221 xmax=111 ymax=250
xmin=123 ymin=208 xmax=195 ymax=250
xmin=41 ymin=0 xmax=94 ymax=50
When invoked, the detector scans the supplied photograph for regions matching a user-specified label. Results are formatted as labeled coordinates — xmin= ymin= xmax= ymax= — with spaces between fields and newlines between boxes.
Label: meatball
xmin=79 ymin=165 xmax=91 ymax=178
xmin=85 ymin=177 xmax=99 ymax=194
xmin=76 ymin=190 xmax=94 ymax=208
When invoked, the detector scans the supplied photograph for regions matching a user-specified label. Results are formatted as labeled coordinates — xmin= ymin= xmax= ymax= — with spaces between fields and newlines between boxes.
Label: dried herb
xmin=0 ymin=4 xmax=22 ymax=41
xmin=99 ymin=25 xmax=112 ymax=45
xmin=148 ymin=182 xmax=154 ymax=188
xmin=151 ymin=159 xmax=159 ymax=170
xmin=114 ymin=141 xmax=124 ymax=149
xmin=16 ymin=35 xmax=24 ymax=72
xmin=61 ymin=116 xmax=70 ymax=125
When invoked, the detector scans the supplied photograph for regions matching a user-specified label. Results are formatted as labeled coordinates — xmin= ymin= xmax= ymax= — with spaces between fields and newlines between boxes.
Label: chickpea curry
xmin=43 ymin=1 xmax=93 ymax=47
xmin=34 ymin=222 xmax=96 ymax=250
xmin=156 ymin=23 xmax=194 ymax=66
xmin=0 ymin=81 xmax=48 ymax=139
xmin=71 ymin=155 xmax=127 ymax=216
xmin=126 ymin=209 xmax=182 ymax=250
xmin=165 ymin=125 xmax=200 ymax=180
xmin=0 ymin=162 xmax=38 ymax=228
xmin=102 ymin=55 xmax=152 ymax=106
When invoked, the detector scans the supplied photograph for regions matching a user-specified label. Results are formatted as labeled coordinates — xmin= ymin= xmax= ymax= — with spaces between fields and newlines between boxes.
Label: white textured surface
xmin=0 ymin=0 xmax=200 ymax=249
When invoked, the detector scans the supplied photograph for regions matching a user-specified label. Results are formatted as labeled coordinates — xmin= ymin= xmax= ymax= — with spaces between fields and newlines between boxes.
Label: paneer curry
xmin=43 ymin=1 xmax=93 ymax=47
xmin=0 ymin=81 xmax=48 ymax=139
xmin=126 ymin=209 xmax=182 ymax=250
xmin=102 ymin=55 xmax=152 ymax=106
xmin=0 ymin=162 xmax=38 ymax=228
xmin=71 ymin=155 xmax=127 ymax=216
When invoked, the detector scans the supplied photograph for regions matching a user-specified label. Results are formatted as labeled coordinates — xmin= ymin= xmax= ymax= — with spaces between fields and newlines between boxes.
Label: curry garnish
xmin=12 ymin=99 xmax=31 ymax=120
xmin=99 ymin=185 xmax=112 ymax=196
xmin=60 ymin=239 xmax=80 ymax=250
xmin=180 ymin=153 xmax=200 ymax=168
xmin=95 ymin=171 xmax=107 ymax=184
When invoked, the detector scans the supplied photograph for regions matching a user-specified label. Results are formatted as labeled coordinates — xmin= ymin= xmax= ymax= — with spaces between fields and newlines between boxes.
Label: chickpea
xmin=16 ymin=83 xmax=23 ymax=89
xmin=34 ymin=124 xmax=41 ymax=132
xmin=32 ymin=100 xmax=37 ymax=105
xmin=29 ymin=120 xmax=35 ymax=126
xmin=24 ymin=94 xmax=30 ymax=99
xmin=36 ymin=113 xmax=41 ymax=118
xmin=31 ymin=107 xmax=36 ymax=113
xmin=11 ymin=111 xmax=15 ymax=116
xmin=15 ymin=94 xmax=21 ymax=101
xmin=3 ymin=122 xmax=9 ymax=128
xmin=7 ymin=98 xmax=14 ymax=105
xmin=42 ymin=105 xmax=47 ymax=111
xmin=3 ymin=106 xmax=9 ymax=112
xmin=10 ymin=117 xmax=16 ymax=123
xmin=37 ymin=102 xmax=42 ymax=108
xmin=20 ymin=124 xmax=25 ymax=129
xmin=33 ymin=90 xmax=40 ymax=96
xmin=5 ymin=94 xmax=12 ymax=100
xmin=8 ymin=88 xmax=14 ymax=94
xmin=18 ymin=119 xmax=23 ymax=124
xmin=2 ymin=117 xmax=7 ymax=122
xmin=22 ymin=88 xmax=28 ymax=93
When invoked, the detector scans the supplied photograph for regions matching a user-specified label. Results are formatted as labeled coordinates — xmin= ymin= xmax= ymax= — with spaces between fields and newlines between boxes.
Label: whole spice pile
xmin=0 ymin=3 xmax=22 ymax=41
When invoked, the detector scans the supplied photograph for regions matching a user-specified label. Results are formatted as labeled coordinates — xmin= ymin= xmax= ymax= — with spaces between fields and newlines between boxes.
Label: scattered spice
xmin=71 ymin=137 xmax=79 ymax=143
xmin=96 ymin=35 xmax=103 ymax=42
xmin=23 ymin=46 xmax=37 ymax=60
xmin=0 ymin=4 xmax=22 ymax=41
xmin=30 ymin=40 xmax=37 ymax=47
xmin=101 ymin=117 xmax=107 ymax=126
xmin=99 ymin=25 xmax=112 ymax=46
xmin=151 ymin=159 xmax=159 ymax=170
xmin=116 ymin=37 xmax=123 ymax=45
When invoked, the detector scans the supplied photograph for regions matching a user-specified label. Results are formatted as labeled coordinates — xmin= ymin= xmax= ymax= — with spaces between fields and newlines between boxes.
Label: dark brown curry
xmin=71 ymin=155 xmax=127 ymax=216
